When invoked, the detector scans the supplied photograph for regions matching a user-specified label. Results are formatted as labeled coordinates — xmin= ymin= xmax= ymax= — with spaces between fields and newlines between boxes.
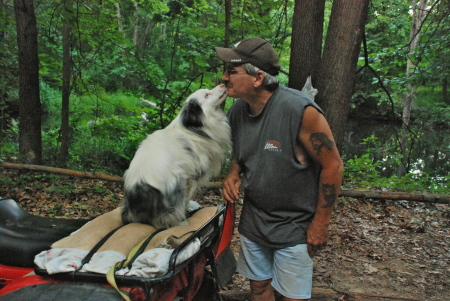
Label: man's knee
xmin=250 ymin=279 xmax=273 ymax=297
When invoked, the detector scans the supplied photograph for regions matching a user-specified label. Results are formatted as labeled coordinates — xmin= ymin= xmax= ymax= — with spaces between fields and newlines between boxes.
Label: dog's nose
xmin=219 ymin=84 xmax=226 ymax=88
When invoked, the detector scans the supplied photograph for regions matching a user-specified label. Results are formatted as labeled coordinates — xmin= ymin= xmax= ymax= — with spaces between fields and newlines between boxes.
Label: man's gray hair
xmin=242 ymin=63 xmax=279 ymax=92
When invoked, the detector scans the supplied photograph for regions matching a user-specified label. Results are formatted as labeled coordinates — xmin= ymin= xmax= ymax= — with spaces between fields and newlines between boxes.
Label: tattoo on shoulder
xmin=309 ymin=132 xmax=334 ymax=156
xmin=322 ymin=183 xmax=337 ymax=208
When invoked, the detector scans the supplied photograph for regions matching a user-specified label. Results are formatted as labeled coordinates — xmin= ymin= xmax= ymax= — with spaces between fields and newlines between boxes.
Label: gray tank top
xmin=227 ymin=86 xmax=323 ymax=248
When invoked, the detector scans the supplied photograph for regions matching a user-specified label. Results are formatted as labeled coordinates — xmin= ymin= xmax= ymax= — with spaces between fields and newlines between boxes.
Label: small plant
xmin=344 ymin=135 xmax=384 ymax=188
xmin=0 ymin=119 xmax=19 ymax=161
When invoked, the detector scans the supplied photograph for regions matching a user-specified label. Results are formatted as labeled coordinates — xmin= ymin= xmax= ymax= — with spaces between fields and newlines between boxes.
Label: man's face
xmin=221 ymin=64 xmax=255 ymax=99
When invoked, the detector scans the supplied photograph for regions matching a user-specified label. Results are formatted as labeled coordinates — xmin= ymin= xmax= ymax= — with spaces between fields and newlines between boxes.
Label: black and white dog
xmin=121 ymin=84 xmax=231 ymax=229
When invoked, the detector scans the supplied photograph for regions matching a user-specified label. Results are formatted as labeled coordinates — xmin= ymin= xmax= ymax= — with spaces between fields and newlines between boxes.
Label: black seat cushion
xmin=0 ymin=199 xmax=90 ymax=267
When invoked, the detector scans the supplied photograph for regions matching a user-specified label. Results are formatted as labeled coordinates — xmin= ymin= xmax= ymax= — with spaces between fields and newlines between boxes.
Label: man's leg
xmin=237 ymin=235 xmax=275 ymax=301
xmin=249 ymin=280 xmax=310 ymax=301
xmin=249 ymin=279 xmax=274 ymax=301
xmin=271 ymin=244 xmax=313 ymax=301
xmin=283 ymin=297 xmax=309 ymax=301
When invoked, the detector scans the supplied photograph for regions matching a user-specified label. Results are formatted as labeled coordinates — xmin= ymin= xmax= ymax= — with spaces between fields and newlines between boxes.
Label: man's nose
xmin=222 ymin=71 xmax=230 ymax=82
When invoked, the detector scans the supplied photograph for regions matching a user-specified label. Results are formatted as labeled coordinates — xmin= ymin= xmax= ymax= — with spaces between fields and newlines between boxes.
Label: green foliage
xmin=68 ymin=114 xmax=151 ymax=174
xmin=40 ymin=89 xmax=161 ymax=175
xmin=344 ymin=135 xmax=392 ymax=187
xmin=2 ymin=0 xmax=450 ymax=194
xmin=0 ymin=119 xmax=19 ymax=160
xmin=344 ymin=136 xmax=449 ymax=194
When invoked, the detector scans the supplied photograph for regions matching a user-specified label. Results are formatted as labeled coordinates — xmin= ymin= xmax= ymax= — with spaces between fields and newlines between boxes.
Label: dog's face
xmin=181 ymin=84 xmax=227 ymax=128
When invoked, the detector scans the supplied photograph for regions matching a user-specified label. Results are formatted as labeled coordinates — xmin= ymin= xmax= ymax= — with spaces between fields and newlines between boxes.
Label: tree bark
xmin=398 ymin=0 xmax=428 ymax=177
xmin=340 ymin=189 xmax=450 ymax=204
xmin=217 ymin=0 xmax=232 ymax=103
xmin=224 ymin=0 xmax=231 ymax=48
xmin=115 ymin=2 xmax=125 ymax=37
xmin=13 ymin=0 xmax=42 ymax=164
xmin=58 ymin=0 xmax=73 ymax=167
xmin=443 ymin=76 xmax=448 ymax=105
xmin=133 ymin=2 xmax=139 ymax=46
xmin=288 ymin=0 xmax=325 ymax=90
xmin=315 ymin=0 xmax=370 ymax=153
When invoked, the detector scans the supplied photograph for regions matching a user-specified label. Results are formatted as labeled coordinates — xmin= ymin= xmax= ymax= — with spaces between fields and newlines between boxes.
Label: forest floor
xmin=0 ymin=169 xmax=449 ymax=301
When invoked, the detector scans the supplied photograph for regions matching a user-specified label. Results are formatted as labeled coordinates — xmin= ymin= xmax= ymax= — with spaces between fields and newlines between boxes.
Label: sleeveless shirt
xmin=227 ymin=86 xmax=323 ymax=248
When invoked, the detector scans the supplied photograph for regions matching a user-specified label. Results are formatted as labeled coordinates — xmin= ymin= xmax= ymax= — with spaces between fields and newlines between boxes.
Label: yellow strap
xmin=106 ymin=235 xmax=151 ymax=301
xmin=106 ymin=261 xmax=131 ymax=301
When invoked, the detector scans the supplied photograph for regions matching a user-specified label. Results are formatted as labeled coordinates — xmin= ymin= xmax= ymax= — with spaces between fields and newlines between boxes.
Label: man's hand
xmin=222 ymin=172 xmax=241 ymax=203
xmin=306 ymin=219 xmax=329 ymax=258
xmin=222 ymin=159 xmax=242 ymax=203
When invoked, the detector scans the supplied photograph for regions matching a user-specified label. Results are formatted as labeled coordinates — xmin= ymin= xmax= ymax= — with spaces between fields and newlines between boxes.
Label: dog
xmin=121 ymin=84 xmax=231 ymax=229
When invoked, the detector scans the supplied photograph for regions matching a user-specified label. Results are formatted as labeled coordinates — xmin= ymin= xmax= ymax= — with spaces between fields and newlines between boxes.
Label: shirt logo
xmin=264 ymin=140 xmax=282 ymax=152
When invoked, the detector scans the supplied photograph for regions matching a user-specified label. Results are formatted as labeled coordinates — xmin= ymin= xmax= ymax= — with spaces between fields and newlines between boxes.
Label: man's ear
xmin=253 ymin=70 xmax=265 ymax=88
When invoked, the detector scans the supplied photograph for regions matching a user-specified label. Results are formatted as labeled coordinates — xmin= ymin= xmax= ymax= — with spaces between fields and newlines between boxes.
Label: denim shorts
xmin=237 ymin=235 xmax=313 ymax=300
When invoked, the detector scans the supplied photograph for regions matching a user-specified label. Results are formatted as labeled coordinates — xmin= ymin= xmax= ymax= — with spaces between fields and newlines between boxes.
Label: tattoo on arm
xmin=321 ymin=183 xmax=337 ymax=208
xmin=309 ymin=132 xmax=334 ymax=156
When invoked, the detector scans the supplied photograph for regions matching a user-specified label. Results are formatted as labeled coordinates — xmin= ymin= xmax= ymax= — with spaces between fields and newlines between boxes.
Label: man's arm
xmin=299 ymin=106 xmax=344 ymax=257
xmin=222 ymin=157 xmax=242 ymax=203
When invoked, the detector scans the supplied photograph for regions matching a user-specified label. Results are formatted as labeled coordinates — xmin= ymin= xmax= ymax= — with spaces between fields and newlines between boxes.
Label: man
xmin=216 ymin=38 xmax=343 ymax=301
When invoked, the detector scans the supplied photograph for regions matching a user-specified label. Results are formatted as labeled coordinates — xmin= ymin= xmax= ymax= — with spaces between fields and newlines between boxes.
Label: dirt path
xmin=197 ymin=191 xmax=449 ymax=301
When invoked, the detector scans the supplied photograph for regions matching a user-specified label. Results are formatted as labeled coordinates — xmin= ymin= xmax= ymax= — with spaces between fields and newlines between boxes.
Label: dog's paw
xmin=178 ymin=220 xmax=189 ymax=226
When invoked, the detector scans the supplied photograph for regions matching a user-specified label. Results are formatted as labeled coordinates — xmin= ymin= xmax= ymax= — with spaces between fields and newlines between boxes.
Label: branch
xmin=340 ymin=189 xmax=450 ymax=204
xmin=1 ymin=162 xmax=124 ymax=182
xmin=2 ymin=162 xmax=449 ymax=204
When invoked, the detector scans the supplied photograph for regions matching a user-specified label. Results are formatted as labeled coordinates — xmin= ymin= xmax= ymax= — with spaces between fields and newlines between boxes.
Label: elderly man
xmin=216 ymin=38 xmax=343 ymax=301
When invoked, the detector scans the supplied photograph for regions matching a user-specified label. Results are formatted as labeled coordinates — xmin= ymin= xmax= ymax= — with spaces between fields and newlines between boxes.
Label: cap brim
xmin=215 ymin=47 xmax=247 ymax=64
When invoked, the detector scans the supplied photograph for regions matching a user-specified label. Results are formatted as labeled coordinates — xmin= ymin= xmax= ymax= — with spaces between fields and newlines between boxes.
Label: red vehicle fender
xmin=0 ymin=274 xmax=51 ymax=296
xmin=214 ymin=202 xmax=235 ymax=259
xmin=0 ymin=264 xmax=34 ymax=288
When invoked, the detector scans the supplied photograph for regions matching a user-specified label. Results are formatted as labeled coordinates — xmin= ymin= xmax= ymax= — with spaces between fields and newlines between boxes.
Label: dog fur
xmin=121 ymin=84 xmax=231 ymax=229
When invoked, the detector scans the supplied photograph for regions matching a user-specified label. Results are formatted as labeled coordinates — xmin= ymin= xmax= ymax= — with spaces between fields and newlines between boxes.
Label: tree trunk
xmin=443 ymin=76 xmax=448 ymax=105
xmin=288 ymin=0 xmax=325 ymax=90
xmin=140 ymin=20 xmax=155 ymax=52
xmin=218 ymin=0 xmax=232 ymax=103
xmin=115 ymin=2 xmax=125 ymax=37
xmin=398 ymin=0 xmax=428 ymax=177
xmin=58 ymin=0 xmax=73 ymax=167
xmin=133 ymin=2 xmax=139 ymax=47
xmin=315 ymin=0 xmax=370 ymax=153
xmin=13 ymin=0 xmax=42 ymax=164
xmin=224 ymin=0 xmax=231 ymax=48
xmin=1 ymin=0 xmax=9 ymax=39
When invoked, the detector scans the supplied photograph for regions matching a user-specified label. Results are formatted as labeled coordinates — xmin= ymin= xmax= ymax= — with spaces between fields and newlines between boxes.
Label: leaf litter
xmin=0 ymin=169 xmax=448 ymax=300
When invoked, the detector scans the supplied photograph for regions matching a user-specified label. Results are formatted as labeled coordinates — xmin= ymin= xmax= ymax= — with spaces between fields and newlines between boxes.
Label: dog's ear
xmin=182 ymin=98 xmax=204 ymax=127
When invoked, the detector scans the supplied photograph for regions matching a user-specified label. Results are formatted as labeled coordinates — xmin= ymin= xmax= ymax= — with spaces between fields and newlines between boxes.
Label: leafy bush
xmin=38 ymin=89 xmax=163 ymax=175
xmin=69 ymin=114 xmax=155 ymax=174
xmin=0 ymin=119 xmax=19 ymax=161
xmin=344 ymin=136 xmax=449 ymax=194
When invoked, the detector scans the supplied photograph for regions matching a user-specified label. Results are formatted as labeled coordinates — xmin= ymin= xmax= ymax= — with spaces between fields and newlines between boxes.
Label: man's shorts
xmin=237 ymin=234 xmax=314 ymax=300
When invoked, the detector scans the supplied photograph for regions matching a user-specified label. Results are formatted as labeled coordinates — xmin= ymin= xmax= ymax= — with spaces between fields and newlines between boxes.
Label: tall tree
xmin=58 ymin=0 xmax=74 ymax=167
xmin=288 ymin=0 xmax=370 ymax=152
xmin=444 ymin=77 xmax=449 ymax=104
xmin=133 ymin=2 xmax=140 ymax=46
xmin=13 ymin=0 xmax=42 ymax=164
xmin=288 ymin=0 xmax=325 ymax=89
xmin=224 ymin=0 xmax=231 ymax=47
xmin=398 ymin=0 xmax=428 ymax=177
